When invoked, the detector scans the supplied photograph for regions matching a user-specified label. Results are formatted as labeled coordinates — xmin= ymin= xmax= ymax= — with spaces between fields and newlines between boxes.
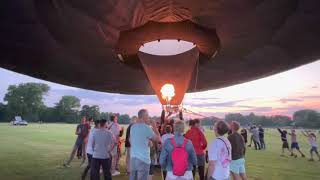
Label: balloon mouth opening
xmin=139 ymin=39 xmax=196 ymax=56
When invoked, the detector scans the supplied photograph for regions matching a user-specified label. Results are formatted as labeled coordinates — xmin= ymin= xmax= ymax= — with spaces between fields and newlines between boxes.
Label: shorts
xmin=230 ymin=158 xmax=246 ymax=174
xmin=197 ymin=155 xmax=205 ymax=166
xmin=130 ymin=158 xmax=150 ymax=180
xmin=291 ymin=142 xmax=300 ymax=150
xmin=209 ymin=177 xmax=229 ymax=180
xmin=310 ymin=147 xmax=318 ymax=153
xmin=166 ymin=171 xmax=193 ymax=180
xmin=282 ymin=142 xmax=289 ymax=149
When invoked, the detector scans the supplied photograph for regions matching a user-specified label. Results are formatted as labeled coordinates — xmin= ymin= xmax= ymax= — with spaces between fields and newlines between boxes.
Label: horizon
xmin=1 ymin=60 xmax=320 ymax=118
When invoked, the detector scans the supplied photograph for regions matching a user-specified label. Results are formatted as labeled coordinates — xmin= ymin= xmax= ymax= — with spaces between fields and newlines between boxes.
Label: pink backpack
xmin=171 ymin=138 xmax=189 ymax=176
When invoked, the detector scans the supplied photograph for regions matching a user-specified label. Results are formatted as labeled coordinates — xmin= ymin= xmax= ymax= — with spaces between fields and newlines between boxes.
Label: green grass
xmin=0 ymin=123 xmax=319 ymax=180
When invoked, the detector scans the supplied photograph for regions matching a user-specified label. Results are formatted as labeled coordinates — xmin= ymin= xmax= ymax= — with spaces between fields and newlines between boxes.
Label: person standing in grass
xmin=258 ymin=125 xmax=265 ymax=149
xmin=159 ymin=120 xmax=197 ymax=180
xmin=288 ymin=129 xmax=305 ymax=158
xmin=108 ymin=115 xmax=121 ymax=176
xmin=129 ymin=109 xmax=161 ymax=180
xmin=207 ymin=120 xmax=232 ymax=180
xmin=82 ymin=119 xmax=100 ymax=180
xmin=228 ymin=121 xmax=247 ymax=180
xmin=277 ymin=128 xmax=291 ymax=156
xmin=302 ymin=131 xmax=320 ymax=161
xmin=90 ymin=119 xmax=115 ymax=180
xmin=240 ymin=128 xmax=248 ymax=145
xmin=250 ymin=126 xmax=261 ymax=150
xmin=64 ymin=117 xmax=89 ymax=167
xmin=125 ymin=117 xmax=137 ymax=174
xmin=161 ymin=125 xmax=174 ymax=179
xmin=185 ymin=119 xmax=207 ymax=180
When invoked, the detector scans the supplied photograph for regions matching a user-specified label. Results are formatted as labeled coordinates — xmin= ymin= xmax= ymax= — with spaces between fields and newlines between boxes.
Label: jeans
xmin=259 ymin=138 xmax=265 ymax=149
xmin=253 ymin=140 xmax=261 ymax=150
xmin=192 ymin=165 xmax=205 ymax=180
xmin=192 ymin=155 xmax=205 ymax=180
xmin=90 ymin=158 xmax=112 ymax=180
xmin=130 ymin=157 xmax=150 ymax=180
xmin=81 ymin=153 xmax=92 ymax=179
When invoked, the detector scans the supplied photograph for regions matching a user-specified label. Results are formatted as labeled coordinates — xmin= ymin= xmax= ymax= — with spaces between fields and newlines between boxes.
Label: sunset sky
xmin=0 ymin=58 xmax=319 ymax=118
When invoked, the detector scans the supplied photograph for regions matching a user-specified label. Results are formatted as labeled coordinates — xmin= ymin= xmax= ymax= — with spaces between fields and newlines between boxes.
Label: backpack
xmin=171 ymin=138 xmax=189 ymax=176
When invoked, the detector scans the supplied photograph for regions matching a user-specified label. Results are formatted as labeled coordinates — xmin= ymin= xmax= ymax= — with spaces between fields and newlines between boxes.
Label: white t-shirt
xmin=309 ymin=136 xmax=318 ymax=147
xmin=92 ymin=129 xmax=115 ymax=159
xmin=161 ymin=133 xmax=174 ymax=144
xmin=109 ymin=122 xmax=121 ymax=140
xmin=86 ymin=128 xmax=97 ymax=155
xmin=208 ymin=136 xmax=232 ymax=180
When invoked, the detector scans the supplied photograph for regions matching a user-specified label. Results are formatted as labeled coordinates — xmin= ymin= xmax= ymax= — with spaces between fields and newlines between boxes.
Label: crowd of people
xmin=62 ymin=109 xmax=319 ymax=180
xmin=277 ymin=128 xmax=320 ymax=161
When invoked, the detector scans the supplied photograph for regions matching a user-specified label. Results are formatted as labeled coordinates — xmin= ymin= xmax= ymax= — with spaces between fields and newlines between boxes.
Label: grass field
xmin=0 ymin=123 xmax=320 ymax=180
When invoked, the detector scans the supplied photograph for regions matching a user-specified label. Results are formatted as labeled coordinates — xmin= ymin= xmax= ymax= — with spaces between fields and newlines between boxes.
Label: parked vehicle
xmin=11 ymin=116 xmax=28 ymax=126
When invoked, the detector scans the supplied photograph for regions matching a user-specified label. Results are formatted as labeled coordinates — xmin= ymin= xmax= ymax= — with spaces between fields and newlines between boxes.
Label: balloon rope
xmin=194 ymin=57 xmax=199 ymax=91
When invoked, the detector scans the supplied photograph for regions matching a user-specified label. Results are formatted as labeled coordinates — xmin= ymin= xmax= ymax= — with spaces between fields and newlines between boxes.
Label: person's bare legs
xmin=280 ymin=147 xmax=285 ymax=156
xmin=309 ymin=150 xmax=314 ymax=161
xmin=298 ymin=149 xmax=305 ymax=157
xmin=231 ymin=172 xmax=241 ymax=180
xmin=240 ymin=173 xmax=248 ymax=180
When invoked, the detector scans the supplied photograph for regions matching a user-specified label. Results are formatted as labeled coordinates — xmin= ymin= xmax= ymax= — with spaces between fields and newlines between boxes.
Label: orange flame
xmin=160 ymin=84 xmax=175 ymax=102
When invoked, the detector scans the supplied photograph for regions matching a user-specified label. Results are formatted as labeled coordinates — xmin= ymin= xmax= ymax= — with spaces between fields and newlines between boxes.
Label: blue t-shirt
xmin=130 ymin=123 xmax=155 ymax=164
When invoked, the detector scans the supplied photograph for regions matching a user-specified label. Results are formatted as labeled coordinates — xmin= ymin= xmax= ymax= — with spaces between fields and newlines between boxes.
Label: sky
xmin=0 ymin=59 xmax=319 ymax=118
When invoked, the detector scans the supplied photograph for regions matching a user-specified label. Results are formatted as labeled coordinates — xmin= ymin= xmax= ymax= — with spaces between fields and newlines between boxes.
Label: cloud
xmin=279 ymin=98 xmax=303 ymax=104
xmin=242 ymin=107 xmax=273 ymax=113
xmin=188 ymin=100 xmax=245 ymax=108
xmin=300 ymin=95 xmax=320 ymax=99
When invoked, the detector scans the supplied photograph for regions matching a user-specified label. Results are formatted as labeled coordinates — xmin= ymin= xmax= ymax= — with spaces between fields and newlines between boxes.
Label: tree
xmin=4 ymin=83 xmax=49 ymax=121
xmin=293 ymin=109 xmax=320 ymax=128
xmin=54 ymin=96 xmax=80 ymax=123
xmin=80 ymin=105 xmax=100 ymax=120
xmin=118 ymin=114 xmax=130 ymax=124
xmin=0 ymin=103 xmax=9 ymax=122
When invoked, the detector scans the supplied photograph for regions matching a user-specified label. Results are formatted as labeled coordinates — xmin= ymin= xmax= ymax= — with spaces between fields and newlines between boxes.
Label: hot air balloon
xmin=1 ymin=0 xmax=320 ymax=113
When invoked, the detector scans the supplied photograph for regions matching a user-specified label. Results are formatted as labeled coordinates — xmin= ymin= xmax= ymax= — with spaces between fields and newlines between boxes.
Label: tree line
xmin=200 ymin=110 xmax=320 ymax=128
xmin=0 ymin=83 xmax=131 ymax=124
xmin=0 ymin=83 xmax=319 ymax=128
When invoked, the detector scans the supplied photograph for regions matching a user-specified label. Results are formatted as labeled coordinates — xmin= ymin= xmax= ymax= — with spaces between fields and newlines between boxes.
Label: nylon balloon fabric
xmin=138 ymin=47 xmax=199 ymax=105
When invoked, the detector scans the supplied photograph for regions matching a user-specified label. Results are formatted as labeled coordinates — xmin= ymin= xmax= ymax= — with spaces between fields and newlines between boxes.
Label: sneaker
xmin=308 ymin=158 xmax=314 ymax=162
xmin=302 ymin=154 xmax=305 ymax=158
xmin=294 ymin=155 xmax=298 ymax=158
xmin=63 ymin=163 xmax=71 ymax=168
xmin=80 ymin=162 xmax=87 ymax=168
xmin=290 ymin=153 xmax=294 ymax=156
xmin=112 ymin=171 xmax=121 ymax=176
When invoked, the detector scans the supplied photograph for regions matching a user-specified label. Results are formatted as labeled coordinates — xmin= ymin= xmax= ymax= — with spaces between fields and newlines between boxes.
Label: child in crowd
xmin=207 ymin=120 xmax=232 ymax=180
xmin=302 ymin=131 xmax=320 ymax=161
xmin=258 ymin=125 xmax=265 ymax=149
xmin=288 ymin=129 xmax=305 ymax=158
xmin=228 ymin=121 xmax=248 ymax=180
xmin=185 ymin=119 xmax=207 ymax=180
xmin=277 ymin=128 xmax=291 ymax=156
xmin=240 ymin=128 xmax=248 ymax=144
